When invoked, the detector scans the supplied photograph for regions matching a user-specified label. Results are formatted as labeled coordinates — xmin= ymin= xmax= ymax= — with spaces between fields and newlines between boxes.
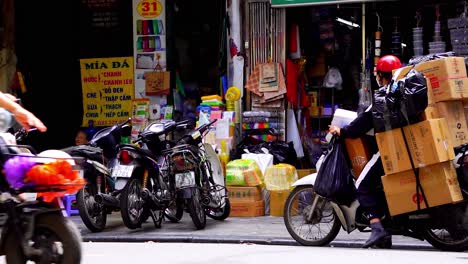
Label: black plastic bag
xmin=314 ymin=135 xmax=356 ymax=206
xmin=372 ymin=68 xmax=428 ymax=132
xmin=233 ymin=135 xmax=297 ymax=166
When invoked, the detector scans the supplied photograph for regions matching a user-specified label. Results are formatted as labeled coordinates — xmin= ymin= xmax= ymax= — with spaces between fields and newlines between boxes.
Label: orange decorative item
xmin=25 ymin=160 xmax=85 ymax=202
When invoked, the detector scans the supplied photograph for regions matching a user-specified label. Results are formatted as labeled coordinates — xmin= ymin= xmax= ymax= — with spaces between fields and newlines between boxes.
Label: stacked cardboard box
xmin=380 ymin=57 xmax=467 ymax=216
xmin=228 ymin=186 xmax=265 ymax=217
xmin=396 ymin=57 xmax=468 ymax=147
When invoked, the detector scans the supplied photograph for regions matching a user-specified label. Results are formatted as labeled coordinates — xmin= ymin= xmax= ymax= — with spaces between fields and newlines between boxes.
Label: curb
xmin=81 ymin=234 xmax=435 ymax=250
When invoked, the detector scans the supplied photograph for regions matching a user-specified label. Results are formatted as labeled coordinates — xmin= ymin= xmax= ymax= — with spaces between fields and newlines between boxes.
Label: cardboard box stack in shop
xmin=380 ymin=57 xmax=467 ymax=216
xmin=225 ymin=159 xmax=298 ymax=217
xmin=225 ymin=159 xmax=265 ymax=217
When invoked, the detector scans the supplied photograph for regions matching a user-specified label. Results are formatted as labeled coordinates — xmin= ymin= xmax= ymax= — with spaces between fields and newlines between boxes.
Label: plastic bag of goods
xmin=225 ymin=159 xmax=263 ymax=186
xmin=263 ymin=163 xmax=298 ymax=191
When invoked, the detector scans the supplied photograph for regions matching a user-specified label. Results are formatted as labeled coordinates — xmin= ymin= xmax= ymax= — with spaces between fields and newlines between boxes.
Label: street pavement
xmin=70 ymin=213 xmax=436 ymax=250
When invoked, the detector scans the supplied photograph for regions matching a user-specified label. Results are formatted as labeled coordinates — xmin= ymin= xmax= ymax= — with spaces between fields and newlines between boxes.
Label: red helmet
xmin=376 ymin=55 xmax=402 ymax=73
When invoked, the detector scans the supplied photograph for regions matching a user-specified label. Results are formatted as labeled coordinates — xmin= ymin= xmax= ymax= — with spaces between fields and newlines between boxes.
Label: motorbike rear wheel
xmin=120 ymin=178 xmax=146 ymax=229
xmin=4 ymin=213 xmax=82 ymax=264
xmin=76 ymin=182 xmax=107 ymax=232
xmin=188 ymin=188 xmax=206 ymax=230
xmin=283 ymin=185 xmax=341 ymax=246
xmin=422 ymin=203 xmax=468 ymax=251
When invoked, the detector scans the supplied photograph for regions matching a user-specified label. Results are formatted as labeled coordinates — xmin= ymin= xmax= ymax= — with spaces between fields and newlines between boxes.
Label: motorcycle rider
xmin=328 ymin=55 xmax=402 ymax=248
xmin=0 ymin=92 xmax=47 ymax=132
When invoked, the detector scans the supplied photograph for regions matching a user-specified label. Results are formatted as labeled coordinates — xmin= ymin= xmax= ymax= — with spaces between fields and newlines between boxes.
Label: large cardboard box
xmin=376 ymin=118 xmax=455 ymax=175
xmin=296 ymin=169 xmax=315 ymax=179
xmin=228 ymin=186 xmax=263 ymax=202
xmin=344 ymin=137 xmax=371 ymax=179
xmin=421 ymin=104 xmax=439 ymax=120
xmin=230 ymin=200 xmax=265 ymax=217
xmin=435 ymin=100 xmax=468 ymax=146
xmin=270 ymin=190 xmax=290 ymax=217
xmin=393 ymin=57 xmax=468 ymax=102
xmin=382 ymin=161 xmax=464 ymax=216
xmin=464 ymin=99 xmax=468 ymax=126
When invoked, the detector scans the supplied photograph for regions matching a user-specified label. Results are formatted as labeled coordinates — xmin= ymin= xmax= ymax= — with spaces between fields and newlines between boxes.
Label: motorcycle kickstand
xmin=149 ymin=209 xmax=163 ymax=228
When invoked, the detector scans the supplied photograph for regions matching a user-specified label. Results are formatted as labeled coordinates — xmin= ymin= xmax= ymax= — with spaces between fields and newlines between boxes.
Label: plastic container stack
xmin=428 ymin=21 xmax=446 ymax=54
xmin=413 ymin=27 xmax=424 ymax=56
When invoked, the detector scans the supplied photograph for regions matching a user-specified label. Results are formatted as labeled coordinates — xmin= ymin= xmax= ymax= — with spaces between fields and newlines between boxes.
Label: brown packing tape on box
xmin=435 ymin=100 xmax=468 ymax=146
xmin=382 ymin=161 xmax=463 ymax=216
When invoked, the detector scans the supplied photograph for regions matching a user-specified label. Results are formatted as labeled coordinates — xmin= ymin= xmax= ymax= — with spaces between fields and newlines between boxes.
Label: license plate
xmin=112 ymin=164 xmax=135 ymax=178
xmin=175 ymin=171 xmax=196 ymax=188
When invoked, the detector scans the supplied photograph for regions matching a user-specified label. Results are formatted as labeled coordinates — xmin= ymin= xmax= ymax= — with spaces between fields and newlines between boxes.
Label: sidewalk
xmin=71 ymin=213 xmax=435 ymax=250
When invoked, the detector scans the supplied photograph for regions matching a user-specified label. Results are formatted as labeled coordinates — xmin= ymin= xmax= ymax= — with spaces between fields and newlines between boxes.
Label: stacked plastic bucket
xmin=413 ymin=27 xmax=424 ymax=56
xmin=428 ymin=21 xmax=446 ymax=54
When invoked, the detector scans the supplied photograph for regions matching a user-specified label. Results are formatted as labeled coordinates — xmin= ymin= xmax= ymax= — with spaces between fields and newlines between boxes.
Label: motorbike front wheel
xmin=4 ymin=213 xmax=82 ymax=264
xmin=283 ymin=185 xmax=341 ymax=246
xmin=76 ymin=182 xmax=107 ymax=232
xmin=120 ymin=178 xmax=147 ymax=229
xmin=187 ymin=188 xmax=206 ymax=230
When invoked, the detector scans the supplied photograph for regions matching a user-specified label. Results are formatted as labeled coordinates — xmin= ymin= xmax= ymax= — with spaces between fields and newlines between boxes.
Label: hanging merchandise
xmin=287 ymin=109 xmax=304 ymax=158
xmin=322 ymin=67 xmax=343 ymax=90
xmin=289 ymin=23 xmax=301 ymax=59
xmin=374 ymin=13 xmax=383 ymax=70
xmin=413 ymin=11 xmax=424 ymax=56
xmin=390 ymin=16 xmax=402 ymax=57
xmin=429 ymin=5 xmax=446 ymax=54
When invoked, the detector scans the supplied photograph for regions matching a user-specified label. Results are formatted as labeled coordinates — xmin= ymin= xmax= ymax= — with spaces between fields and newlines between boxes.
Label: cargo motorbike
xmin=283 ymin=143 xmax=468 ymax=251
xmin=0 ymin=109 xmax=84 ymax=263
xmin=63 ymin=118 xmax=132 ymax=232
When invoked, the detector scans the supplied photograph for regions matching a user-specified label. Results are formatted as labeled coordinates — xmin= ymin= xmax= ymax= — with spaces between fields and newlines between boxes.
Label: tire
xmin=76 ymin=182 xmax=107 ymax=232
xmin=422 ymin=203 xmax=468 ymax=252
xmin=164 ymin=198 xmax=184 ymax=223
xmin=120 ymin=178 xmax=146 ymax=229
xmin=206 ymin=197 xmax=231 ymax=221
xmin=187 ymin=188 xmax=206 ymax=230
xmin=5 ymin=213 xmax=82 ymax=264
xmin=283 ymin=185 xmax=341 ymax=246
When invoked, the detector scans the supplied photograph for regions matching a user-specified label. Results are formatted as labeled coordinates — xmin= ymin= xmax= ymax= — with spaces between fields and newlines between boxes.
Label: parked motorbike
xmin=163 ymin=119 xmax=230 ymax=230
xmin=0 ymin=109 xmax=84 ymax=263
xmin=114 ymin=119 xmax=192 ymax=229
xmin=283 ymin=143 xmax=468 ymax=251
xmin=63 ymin=118 xmax=132 ymax=232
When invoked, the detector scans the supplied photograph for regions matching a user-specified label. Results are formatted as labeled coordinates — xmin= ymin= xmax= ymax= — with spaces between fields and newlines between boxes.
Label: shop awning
xmin=271 ymin=0 xmax=378 ymax=8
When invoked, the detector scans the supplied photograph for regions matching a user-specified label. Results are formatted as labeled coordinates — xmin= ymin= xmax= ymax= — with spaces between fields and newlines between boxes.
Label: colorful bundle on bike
xmin=4 ymin=156 xmax=85 ymax=200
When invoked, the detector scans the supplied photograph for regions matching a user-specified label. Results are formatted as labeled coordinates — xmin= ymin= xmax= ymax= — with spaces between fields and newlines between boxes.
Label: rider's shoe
xmin=374 ymin=236 xmax=392 ymax=249
xmin=362 ymin=222 xmax=391 ymax=248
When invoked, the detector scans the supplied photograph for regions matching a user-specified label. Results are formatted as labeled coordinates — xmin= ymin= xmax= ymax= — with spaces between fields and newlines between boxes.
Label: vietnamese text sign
xmin=271 ymin=0 xmax=375 ymax=7
xmin=80 ymin=57 xmax=135 ymax=127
